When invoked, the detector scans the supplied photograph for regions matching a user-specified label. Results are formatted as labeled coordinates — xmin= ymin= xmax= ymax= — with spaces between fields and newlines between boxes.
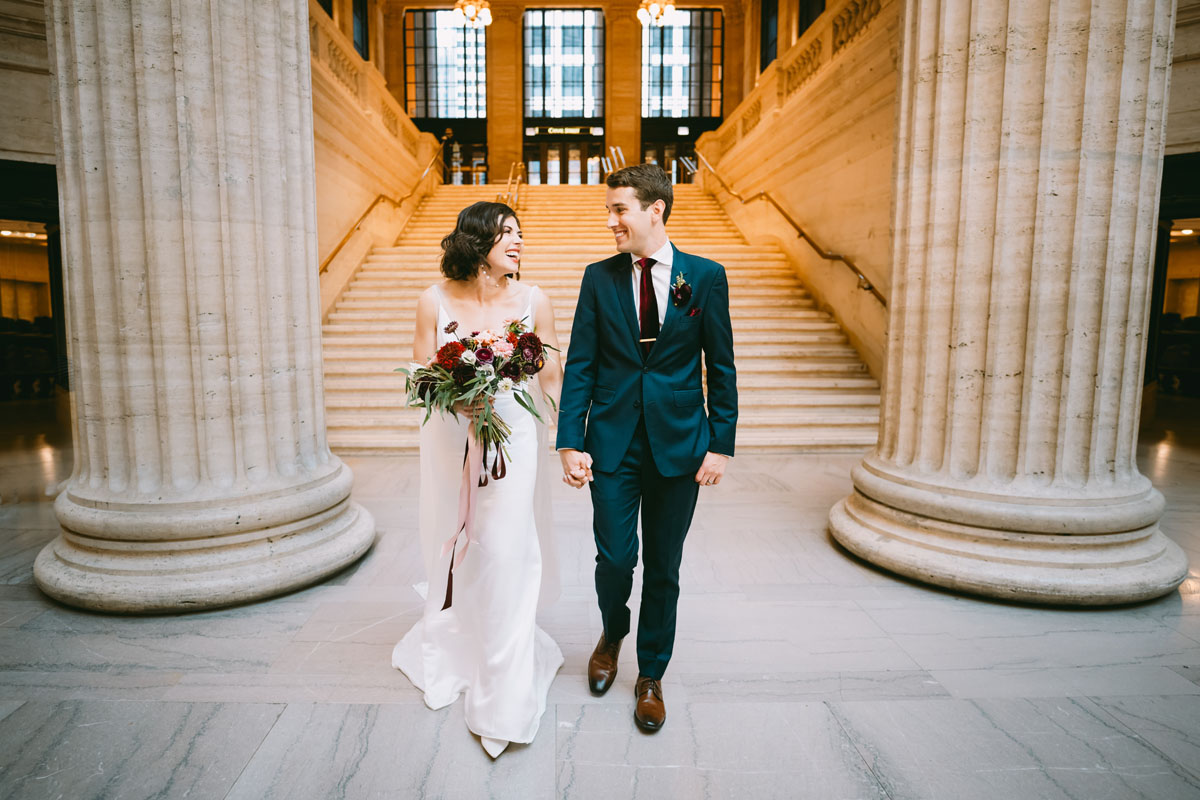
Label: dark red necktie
xmin=638 ymin=257 xmax=658 ymax=357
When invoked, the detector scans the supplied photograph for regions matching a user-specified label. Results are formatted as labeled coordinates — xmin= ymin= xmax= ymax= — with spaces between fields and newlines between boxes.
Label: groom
xmin=557 ymin=164 xmax=738 ymax=732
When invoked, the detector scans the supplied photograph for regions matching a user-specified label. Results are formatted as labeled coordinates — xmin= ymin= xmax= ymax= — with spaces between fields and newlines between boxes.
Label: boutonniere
xmin=671 ymin=274 xmax=692 ymax=307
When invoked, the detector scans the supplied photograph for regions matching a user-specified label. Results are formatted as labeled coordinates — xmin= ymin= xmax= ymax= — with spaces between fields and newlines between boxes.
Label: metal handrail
xmin=318 ymin=132 xmax=451 ymax=274
xmin=689 ymin=150 xmax=886 ymax=307
xmin=497 ymin=162 xmax=526 ymax=208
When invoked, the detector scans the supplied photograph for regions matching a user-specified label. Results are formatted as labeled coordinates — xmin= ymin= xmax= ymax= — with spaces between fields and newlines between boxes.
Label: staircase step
xmin=322 ymin=184 xmax=880 ymax=454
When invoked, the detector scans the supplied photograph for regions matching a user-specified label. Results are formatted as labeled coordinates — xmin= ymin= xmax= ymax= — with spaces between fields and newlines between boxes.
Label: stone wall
xmin=0 ymin=0 xmax=54 ymax=163
xmin=308 ymin=1 xmax=441 ymax=317
xmin=1169 ymin=1 xmax=1200 ymax=154
xmin=0 ymin=1 xmax=439 ymax=318
xmin=697 ymin=0 xmax=898 ymax=378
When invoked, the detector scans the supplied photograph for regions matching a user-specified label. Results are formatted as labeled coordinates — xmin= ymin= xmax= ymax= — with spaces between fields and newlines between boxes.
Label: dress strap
xmin=433 ymin=283 xmax=452 ymax=320
xmin=523 ymin=285 xmax=538 ymax=328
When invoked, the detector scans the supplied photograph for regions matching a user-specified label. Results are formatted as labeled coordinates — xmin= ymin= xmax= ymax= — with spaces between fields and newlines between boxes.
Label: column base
xmin=34 ymin=474 xmax=376 ymax=613
xmin=829 ymin=491 xmax=1188 ymax=606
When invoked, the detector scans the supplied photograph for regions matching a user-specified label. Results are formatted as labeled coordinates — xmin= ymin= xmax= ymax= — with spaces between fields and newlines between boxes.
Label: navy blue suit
xmin=557 ymin=244 xmax=737 ymax=679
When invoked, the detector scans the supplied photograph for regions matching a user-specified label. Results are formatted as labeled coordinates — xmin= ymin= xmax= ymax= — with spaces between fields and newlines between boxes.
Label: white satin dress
xmin=392 ymin=285 xmax=563 ymax=758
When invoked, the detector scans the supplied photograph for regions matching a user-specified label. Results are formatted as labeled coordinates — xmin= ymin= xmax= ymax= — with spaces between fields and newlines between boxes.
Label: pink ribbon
xmin=442 ymin=435 xmax=484 ymax=570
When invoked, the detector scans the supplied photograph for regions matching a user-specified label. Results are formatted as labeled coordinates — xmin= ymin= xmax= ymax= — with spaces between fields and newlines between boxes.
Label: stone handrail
xmin=691 ymin=150 xmax=885 ymax=307
xmin=695 ymin=0 xmax=888 ymax=304
xmin=318 ymin=133 xmax=451 ymax=274
xmin=308 ymin=2 xmax=429 ymax=158
xmin=705 ymin=0 xmax=884 ymax=161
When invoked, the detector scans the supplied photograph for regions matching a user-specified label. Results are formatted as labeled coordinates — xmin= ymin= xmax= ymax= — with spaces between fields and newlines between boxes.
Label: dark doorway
xmin=1146 ymin=153 xmax=1200 ymax=419
xmin=523 ymin=127 xmax=605 ymax=185
xmin=0 ymin=160 xmax=65 ymax=404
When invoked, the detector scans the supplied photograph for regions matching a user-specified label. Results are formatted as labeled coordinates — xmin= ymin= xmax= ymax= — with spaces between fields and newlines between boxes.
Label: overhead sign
xmin=529 ymin=126 xmax=605 ymax=136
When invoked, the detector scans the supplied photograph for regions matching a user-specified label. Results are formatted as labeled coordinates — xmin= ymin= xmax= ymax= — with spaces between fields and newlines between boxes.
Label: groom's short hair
xmin=606 ymin=164 xmax=673 ymax=224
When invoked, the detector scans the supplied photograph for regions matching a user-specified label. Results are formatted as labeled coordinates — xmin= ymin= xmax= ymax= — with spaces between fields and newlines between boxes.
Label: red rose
xmin=436 ymin=341 xmax=465 ymax=370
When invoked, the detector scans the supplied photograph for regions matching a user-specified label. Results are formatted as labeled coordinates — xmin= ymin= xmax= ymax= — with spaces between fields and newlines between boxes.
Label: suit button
xmin=633 ymin=400 xmax=642 ymax=409
xmin=642 ymin=366 xmax=649 ymax=373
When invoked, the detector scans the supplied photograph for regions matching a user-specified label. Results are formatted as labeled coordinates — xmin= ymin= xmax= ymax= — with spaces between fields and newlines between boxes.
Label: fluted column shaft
xmin=829 ymin=0 xmax=1187 ymax=604
xmin=35 ymin=0 xmax=375 ymax=612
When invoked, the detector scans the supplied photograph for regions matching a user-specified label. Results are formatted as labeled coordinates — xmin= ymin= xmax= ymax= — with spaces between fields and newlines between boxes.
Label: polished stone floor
xmin=1 ymin=396 xmax=1200 ymax=799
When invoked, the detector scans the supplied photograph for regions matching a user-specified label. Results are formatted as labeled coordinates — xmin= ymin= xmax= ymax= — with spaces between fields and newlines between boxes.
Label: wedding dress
xmin=392 ymin=285 xmax=563 ymax=758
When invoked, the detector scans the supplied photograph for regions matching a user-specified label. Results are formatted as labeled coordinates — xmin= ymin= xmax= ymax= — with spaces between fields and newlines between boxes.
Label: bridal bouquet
xmin=397 ymin=318 xmax=554 ymax=467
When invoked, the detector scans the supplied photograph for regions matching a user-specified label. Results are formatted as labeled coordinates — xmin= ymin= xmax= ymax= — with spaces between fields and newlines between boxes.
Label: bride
xmin=392 ymin=201 xmax=565 ymax=757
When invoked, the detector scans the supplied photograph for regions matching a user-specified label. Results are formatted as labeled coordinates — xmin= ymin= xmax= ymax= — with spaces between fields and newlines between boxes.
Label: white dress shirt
xmin=631 ymin=239 xmax=674 ymax=327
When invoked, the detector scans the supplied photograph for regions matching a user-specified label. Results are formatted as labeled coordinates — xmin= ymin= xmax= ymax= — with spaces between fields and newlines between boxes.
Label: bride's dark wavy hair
xmin=440 ymin=201 xmax=520 ymax=281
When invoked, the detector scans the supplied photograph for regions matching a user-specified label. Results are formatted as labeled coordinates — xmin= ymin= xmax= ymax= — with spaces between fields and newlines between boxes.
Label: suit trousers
xmin=589 ymin=418 xmax=700 ymax=680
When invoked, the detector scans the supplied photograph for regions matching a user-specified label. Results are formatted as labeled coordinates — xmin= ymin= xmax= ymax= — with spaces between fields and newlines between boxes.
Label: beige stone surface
xmin=0 ymin=0 xmax=54 ymax=163
xmin=606 ymin=0 xmax=642 ymax=167
xmin=1167 ymin=0 xmax=1200 ymax=154
xmin=829 ymin=0 xmax=1188 ymax=605
xmin=308 ymin=1 xmax=441 ymax=274
xmin=35 ymin=0 xmax=375 ymax=612
xmin=697 ymin=0 xmax=899 ymax=379
xmin=487 ymin=2 xmax=524 ymax=174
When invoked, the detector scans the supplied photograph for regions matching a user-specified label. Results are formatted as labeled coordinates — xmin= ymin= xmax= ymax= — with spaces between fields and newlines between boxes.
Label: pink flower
xmin=492 ymin=339 xmax=514 ymax=358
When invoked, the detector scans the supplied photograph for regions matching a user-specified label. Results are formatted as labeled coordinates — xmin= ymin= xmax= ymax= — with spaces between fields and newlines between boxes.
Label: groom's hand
xmin=695 ymin=452 xmax=729 ymax=487
xmin=559 ymin=449 xmax=593 ymax=488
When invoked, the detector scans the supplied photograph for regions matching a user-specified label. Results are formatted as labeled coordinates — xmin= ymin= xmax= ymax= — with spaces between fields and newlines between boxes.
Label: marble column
xmin=35 ymin=0 xmax=376 ymax=612
xmin=829 ymin=0 xmax=1189 ymax=604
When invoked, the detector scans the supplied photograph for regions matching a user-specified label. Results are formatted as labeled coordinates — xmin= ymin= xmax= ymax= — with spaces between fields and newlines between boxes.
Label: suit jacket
xmin=556 ymin=244 xmax=738 ymax=477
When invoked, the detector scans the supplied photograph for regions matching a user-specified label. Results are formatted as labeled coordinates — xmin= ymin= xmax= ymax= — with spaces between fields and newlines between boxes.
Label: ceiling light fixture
xmin=637 ymin=0 xmax=678 ymax=27
xmin=453 ymin=0 xmax=491 ymax=28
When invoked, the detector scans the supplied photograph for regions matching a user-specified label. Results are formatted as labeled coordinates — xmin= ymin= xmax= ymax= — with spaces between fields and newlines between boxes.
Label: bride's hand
xmin=453 ymin=396 xmax=490 ymax=418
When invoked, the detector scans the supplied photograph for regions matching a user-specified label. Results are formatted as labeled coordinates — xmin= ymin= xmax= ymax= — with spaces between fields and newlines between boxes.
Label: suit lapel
xmin=653 ymin=245 xmax=687 ymax=354
xmin=610 ymin=256 xmax=641 ymax=354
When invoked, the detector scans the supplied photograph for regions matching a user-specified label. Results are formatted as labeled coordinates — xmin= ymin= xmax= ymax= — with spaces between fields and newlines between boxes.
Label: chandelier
xmin=637 ymin=0 xmax=678 ymax=26
xmin=453 ymin=0 xmax=492 ymax=28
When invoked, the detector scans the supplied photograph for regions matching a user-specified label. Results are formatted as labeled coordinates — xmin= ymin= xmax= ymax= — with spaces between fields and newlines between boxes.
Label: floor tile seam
xmin=1082 ymin=694 xmax=1200 ymax=787
xmin=220 ymin=702 xmax=290 ymax=800
xmin=820 ymin=699 xmax=898 ymax=800
xmin=924 ymin=666 xmax=1200 ymax=700
xmin=554 ymin=758 xmax=839 ymax=775
xmin=973 ymin=696 xmax=1195 ymax=799
xmin=849 ymin=599 xmax=929 ymax=674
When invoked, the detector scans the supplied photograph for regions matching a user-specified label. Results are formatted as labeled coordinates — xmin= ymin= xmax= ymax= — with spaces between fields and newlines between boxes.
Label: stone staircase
xmin=322 ymin=183 xmax=880 ymax=454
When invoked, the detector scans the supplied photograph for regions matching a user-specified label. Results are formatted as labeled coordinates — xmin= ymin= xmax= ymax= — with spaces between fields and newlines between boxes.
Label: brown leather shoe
xmin=587 ymin=633 xmax=622 ymax=695
xmin=634 ymin=675 xmax=665 ymax=732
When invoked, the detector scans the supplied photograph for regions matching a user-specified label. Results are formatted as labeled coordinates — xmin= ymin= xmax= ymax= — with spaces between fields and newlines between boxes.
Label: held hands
xmin=559 ymin=449 xmax=593 ymax=488
xmin=694 ymin=452 xmax=729 ymax=487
